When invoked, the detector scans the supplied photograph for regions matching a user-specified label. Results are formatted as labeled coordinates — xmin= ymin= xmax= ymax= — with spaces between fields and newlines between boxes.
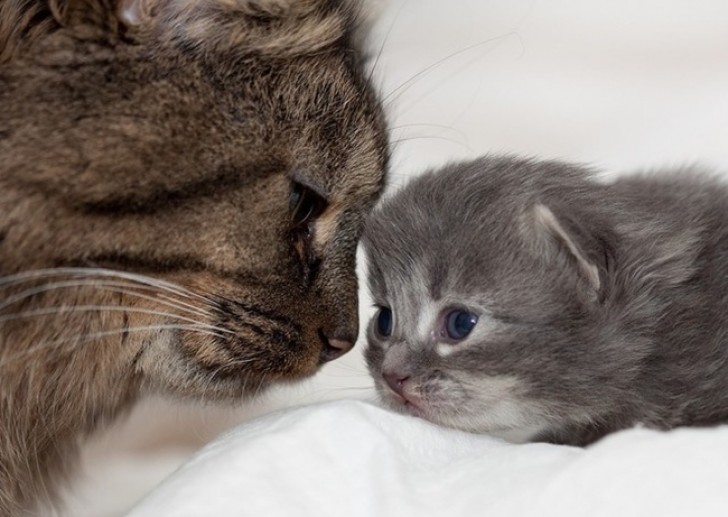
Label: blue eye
xmin=445 ymin=310 xmax=478 ymax=340
xmin=376 ymin=307 xmax=393 ymax=337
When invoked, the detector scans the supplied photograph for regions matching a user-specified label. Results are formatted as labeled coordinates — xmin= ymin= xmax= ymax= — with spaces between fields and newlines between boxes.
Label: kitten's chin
xmin=377 ymin=388 xmax=436 ymax=422
xmin=482 ymin=424 xmax=548 ymax=444
xmin=376 ymin=388 xmax=547 ymax=444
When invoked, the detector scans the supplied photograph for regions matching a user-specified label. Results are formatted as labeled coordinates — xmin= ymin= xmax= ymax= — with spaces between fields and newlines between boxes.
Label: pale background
xmin=58 ymin=0 xmax=728 ymax=515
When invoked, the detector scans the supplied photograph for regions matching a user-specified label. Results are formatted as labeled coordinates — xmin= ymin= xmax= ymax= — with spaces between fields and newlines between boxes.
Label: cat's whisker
xmin=0 ymin=324 xmax=230 ymax=368
xmin=0 ymin=267 xmax=209 ymax=303
xmin=155 ymin=293 xmax=216 ymax=320
xmin=390 ymin=135 xmax=471 ymax=148
xmin=0 ymin=305 xmax=218 ymax=328
xmin=366 ymin=0 xmax=408 ymax=84
xmin=0 ymin=280 xmax=212 ymax=320
xmin=381 ymin=31 xmax=517 ymax=108
xmin=390 ymin=122 xmax=470 ymax=142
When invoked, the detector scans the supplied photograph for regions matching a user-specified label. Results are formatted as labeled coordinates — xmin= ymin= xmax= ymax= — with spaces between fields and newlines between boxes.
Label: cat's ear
xmin=117 ymin=0 xmax=156 ymax=27
xmin=530 ymin=203 xmax=602 ymax=296
xmin=150 ymin=0 xmax=366 ymax=58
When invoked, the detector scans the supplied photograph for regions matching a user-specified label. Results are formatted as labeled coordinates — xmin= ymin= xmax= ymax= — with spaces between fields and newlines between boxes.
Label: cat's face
xmin=363 ymin=158 xmax=636 ymax=442
xmin=0 ymin=0 xmax=388 ymax=400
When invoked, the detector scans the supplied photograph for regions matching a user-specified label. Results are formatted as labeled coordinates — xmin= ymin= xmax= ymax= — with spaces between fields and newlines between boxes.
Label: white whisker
xmin=382 ymin=31 xmax=517 ymax=107
xmin=0 ymin=280 xmax=212 ymax=319
xmin=366 ymin=0 xmax=409 ymax=84
xmin=0 ymin=324 xmax=229 ymax=369
xmin=0 ymin=267 xmax=211 ymax=303
xmin=0 ymin=305 xmax=225 ymax=331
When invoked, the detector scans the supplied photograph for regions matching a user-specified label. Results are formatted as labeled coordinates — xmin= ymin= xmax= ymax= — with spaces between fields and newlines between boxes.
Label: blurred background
xmin=59 ymin=0 xmax=728 ymax=514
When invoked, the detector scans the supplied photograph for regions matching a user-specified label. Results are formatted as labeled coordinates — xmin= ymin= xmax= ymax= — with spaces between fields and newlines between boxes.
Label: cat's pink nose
xmin=383 ymin=371 xmax=410 ymax=398
xmin=318 ymin=332 xmax=354 ymax=364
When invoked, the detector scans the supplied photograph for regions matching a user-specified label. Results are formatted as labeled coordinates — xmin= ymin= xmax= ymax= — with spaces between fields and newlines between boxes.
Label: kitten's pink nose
xmin=318 ymin=331 xmax=354 ymax=364
xmin=383 ymin=371 xmax=410 ymax=398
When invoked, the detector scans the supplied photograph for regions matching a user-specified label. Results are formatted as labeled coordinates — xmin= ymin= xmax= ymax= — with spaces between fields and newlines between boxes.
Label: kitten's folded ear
xmin=529 ymin=203 xmax=608 ymax=300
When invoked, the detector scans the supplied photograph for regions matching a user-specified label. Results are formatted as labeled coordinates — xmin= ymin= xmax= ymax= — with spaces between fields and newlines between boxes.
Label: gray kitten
xmin=363 ymin=156 xmax=728 ymax=446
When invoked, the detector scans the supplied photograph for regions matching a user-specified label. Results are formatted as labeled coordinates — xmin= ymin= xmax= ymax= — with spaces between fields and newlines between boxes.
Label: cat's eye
xmin=444 ymin=310 xmax=478 ymax=341
xmin=289 ymin=182 xmax=328 ymax=228
xmin=375 ymin=307 xmax=393 ymax=338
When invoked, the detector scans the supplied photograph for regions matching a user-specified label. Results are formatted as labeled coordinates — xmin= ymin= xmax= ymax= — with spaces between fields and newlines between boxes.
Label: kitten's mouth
xmin=383 ymin=386 xmax=425 ymax=415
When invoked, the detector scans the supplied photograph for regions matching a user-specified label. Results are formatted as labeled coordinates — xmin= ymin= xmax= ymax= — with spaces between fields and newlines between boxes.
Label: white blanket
xmin=129 ymin=400 xmax=728 ymax=517
xmin=61 ymin=1 xmax=728 ymax=514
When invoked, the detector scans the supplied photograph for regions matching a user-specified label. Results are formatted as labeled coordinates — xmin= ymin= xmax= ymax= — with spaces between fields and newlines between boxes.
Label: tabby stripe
xmin=174 ymin=332 xmax=262 ymax=381
xmin=221 ymin=298 xmax=302 ymax=333
xmin=59 ymin=253 xmax=210 ymax=275
xmin=79 ymin=163 xmax=283 ymax=216
xmin=175 ymin=340 xmax=248 ymax=382
xmin=121 ymin=311 xmax=130 ymax=347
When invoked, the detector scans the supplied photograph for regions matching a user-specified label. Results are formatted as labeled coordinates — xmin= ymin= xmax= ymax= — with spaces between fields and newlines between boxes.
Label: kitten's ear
xmin=530 ymin=203 xmax=601 ymax=296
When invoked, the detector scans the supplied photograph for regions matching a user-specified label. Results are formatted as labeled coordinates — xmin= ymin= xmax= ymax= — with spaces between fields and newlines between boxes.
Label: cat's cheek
xmin=135 ymin=326 xmax=321 ymax=400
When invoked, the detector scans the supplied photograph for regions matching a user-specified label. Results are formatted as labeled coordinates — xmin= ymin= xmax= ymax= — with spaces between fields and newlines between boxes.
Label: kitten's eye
xmin=375 ymin=307 xmax=393 ymax=338
xmin=445 ymin=310 xmax=478 ymax=341
xmin=290 ymin=182 xmax=328 ymax=228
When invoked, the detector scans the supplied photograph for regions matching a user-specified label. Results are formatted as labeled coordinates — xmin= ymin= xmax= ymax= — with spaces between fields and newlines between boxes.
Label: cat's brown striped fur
xmin=0 ymin=0 xmax=388 ymax=513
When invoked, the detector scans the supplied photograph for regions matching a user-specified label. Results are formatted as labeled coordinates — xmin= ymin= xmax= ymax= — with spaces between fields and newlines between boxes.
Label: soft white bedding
xmin=129 ymin=400 xmax=728 ymax=517
xmin=61 ymin=0 xmax=728 ymax=515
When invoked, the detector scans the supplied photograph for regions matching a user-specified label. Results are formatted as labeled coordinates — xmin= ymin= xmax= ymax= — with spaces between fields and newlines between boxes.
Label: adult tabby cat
xmin=0 ymin=0 xmax=388 ymax=513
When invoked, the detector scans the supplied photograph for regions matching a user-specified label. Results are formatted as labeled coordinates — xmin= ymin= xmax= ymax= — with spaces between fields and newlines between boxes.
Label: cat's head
xmin=0 ymin=0 xmax=388 ymax=400
xmin=363 ymin=157 xmax=644 ymax=442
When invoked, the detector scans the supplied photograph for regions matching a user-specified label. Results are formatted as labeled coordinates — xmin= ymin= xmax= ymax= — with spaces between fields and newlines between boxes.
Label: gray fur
xmin=363 ymin=156 xmax=728 ymax=446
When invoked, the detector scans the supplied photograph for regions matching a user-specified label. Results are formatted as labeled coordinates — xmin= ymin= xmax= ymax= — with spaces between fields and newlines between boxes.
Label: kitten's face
xmin=0 ymin=0 xmax=387 ymax=400
xmin=364 ymin=158 xmax=634 ymax=442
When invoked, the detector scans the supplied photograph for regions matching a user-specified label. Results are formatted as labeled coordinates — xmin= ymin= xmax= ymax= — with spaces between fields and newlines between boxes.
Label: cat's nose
xmin=383 ymin=371 xmax=410 ymax=398
xmin=318 ymin=330 xmax=354 ymax=364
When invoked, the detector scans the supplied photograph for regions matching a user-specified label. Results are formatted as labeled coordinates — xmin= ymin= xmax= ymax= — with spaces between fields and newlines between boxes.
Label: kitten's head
xmin=0 ymin=0 xmax=388 ymax=400
xmin=363 ymin=157 xmax=642 ymax=442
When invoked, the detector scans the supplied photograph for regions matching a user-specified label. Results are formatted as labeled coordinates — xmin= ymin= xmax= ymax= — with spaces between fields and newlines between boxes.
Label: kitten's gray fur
xmin=363 ymin=156 xmax=728 ymax=446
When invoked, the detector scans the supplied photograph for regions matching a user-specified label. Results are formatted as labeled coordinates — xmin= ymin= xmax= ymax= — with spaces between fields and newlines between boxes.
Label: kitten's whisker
xmin=304 ymin=386 xmax=374 ymax=397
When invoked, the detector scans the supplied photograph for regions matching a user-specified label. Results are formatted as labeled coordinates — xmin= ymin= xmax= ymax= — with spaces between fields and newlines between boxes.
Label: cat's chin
xmin=135 ymin=327 xmax=322 ymax=402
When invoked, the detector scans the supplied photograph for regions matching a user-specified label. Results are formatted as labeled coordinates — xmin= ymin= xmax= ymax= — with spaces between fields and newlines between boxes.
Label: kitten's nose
xmin=318 ymin=330 xmax=354 ymax=364
xmin=383 ymin=371 xmax=410 ymax=398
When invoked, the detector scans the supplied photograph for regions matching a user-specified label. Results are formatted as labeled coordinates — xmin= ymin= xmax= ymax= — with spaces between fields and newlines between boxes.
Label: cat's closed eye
xmin=289 ymin=181 xmax=328 ymax=229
